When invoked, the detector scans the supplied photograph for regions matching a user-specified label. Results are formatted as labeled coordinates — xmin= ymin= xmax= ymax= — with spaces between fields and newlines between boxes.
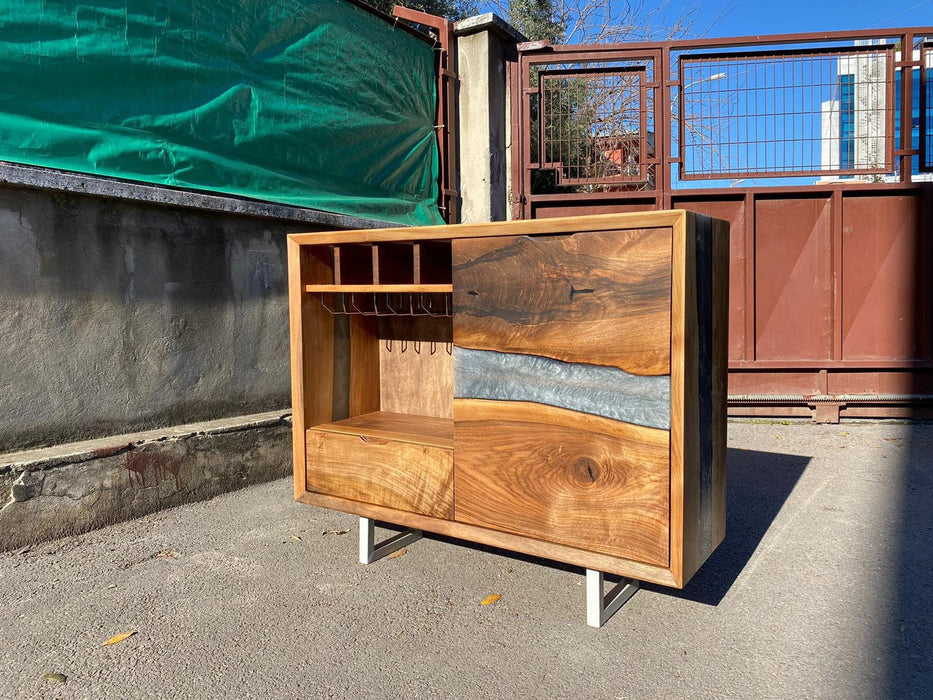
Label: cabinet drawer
xmin=306 ymin=428 xmax=453 ymax=519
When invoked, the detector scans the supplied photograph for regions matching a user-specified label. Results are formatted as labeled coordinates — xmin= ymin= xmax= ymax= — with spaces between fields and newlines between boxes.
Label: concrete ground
xmin=1 ymin=422 xmax=930 ymax=699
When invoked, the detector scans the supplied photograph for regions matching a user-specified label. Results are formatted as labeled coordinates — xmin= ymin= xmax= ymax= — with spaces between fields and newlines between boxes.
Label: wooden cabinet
xmin=288 ymin=211 xmax=728 ymax=589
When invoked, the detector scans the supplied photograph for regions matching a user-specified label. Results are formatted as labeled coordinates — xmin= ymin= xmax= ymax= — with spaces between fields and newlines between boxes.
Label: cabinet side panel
xmin=695 ymin=214 xmax=716 ymax=562
xmin=454 ymin=399 xmax=670 ymax=567
xmin=288 ymin=241 xmax=335 ymax=499
xmin=681 ymin=214 xmax=730 ymax=580
xmin=677 ymin=213 xmax=701 ymax=586
xmin=711 ymin=218 xmax=731 ymax=550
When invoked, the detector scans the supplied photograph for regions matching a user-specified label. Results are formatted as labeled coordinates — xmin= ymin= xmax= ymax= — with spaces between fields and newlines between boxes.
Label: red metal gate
xmin=511 ymin=28 xmax=933 ymax=420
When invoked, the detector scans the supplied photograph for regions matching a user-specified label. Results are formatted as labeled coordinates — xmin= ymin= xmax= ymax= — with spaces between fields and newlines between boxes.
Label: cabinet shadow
xmin=642 ymin=445 xmax=810 ymax=605
xmin=421 ymin=445 xmax=810 ymax=606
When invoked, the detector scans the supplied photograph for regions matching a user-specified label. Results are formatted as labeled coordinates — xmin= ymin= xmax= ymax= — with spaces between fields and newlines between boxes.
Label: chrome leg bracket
xmin=586 ymin=569 xmax=639 ymax=628
xmin=358 ymin=517 xmax=422 ymax=565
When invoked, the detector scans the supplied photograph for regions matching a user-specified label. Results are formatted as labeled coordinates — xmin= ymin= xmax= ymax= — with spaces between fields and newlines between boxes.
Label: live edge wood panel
xmin=452 ymin=230 xmax=673 ymax=567
xmin=287 ymin=211 xmax=729 ymax=589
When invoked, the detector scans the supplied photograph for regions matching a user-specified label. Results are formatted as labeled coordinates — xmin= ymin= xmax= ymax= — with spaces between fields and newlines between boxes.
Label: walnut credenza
xmin=287 ymin=211 xmax=729 ymax=625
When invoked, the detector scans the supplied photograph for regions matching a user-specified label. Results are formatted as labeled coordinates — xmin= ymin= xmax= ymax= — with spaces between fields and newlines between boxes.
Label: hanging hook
xmin=318 ymin=293 xmax=336 ymax=314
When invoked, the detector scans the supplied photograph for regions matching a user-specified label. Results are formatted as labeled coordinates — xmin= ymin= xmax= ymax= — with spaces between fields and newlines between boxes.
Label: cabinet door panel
xmin=454 ymin=400 xmax=670 ymax=567
xmin=452 ymin=229 xmax=673 ymax=566
xmin=451 ymin=229 xmax=672 ymax=376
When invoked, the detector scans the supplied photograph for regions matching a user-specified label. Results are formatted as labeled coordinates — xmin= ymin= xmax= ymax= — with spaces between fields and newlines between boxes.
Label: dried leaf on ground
xmin=480 ymin=594 xmax=501 ymax=606
xmin=290 ymin=535 xmax=302 ymax=541
xmin=322 ymin=529 xmax=349 ymax=536
xmin=42 ymin=673 xmax=67 ymax=684
xmin=387 ymin=548 xmax=407 ymax=559
xmin=101 ymin=631 xmax=136 ymax=646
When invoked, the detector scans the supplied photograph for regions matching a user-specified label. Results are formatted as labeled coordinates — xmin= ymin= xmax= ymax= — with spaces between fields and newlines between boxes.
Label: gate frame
xmin=510 ymin=27 xmax=933 ymax=420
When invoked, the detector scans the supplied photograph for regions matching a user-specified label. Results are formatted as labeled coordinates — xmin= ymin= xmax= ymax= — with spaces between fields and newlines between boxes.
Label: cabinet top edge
xmin=287 ymin=210 xmax=694 ymax=246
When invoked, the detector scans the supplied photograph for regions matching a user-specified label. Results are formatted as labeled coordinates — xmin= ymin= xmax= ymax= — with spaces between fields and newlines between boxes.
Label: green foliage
xmin=507 ymin=0 xmax=564 ymax=42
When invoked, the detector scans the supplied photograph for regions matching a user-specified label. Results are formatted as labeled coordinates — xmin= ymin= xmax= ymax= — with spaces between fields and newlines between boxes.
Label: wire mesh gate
xmin=511 ymin=28 xmax=933 ymax=420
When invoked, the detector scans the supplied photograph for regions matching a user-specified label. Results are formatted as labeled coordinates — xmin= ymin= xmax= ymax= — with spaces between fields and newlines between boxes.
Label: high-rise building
xmin=820 ymin=46 xmax=931 ymax=182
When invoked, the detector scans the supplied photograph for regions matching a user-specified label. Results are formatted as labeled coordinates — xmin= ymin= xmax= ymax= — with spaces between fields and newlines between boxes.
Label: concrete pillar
xmin=454 ymin=14 xmax=526 ymax=223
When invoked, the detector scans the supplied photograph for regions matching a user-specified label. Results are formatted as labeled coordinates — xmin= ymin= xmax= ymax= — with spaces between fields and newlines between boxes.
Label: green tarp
xmin=0 ymin=0 xmax=442 ymax=226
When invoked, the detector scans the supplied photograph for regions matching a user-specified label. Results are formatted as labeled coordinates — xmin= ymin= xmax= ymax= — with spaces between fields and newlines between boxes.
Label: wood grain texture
xmin=452 ymin=229 xmax=672 ymax=376
xmin=306 ymin=427 xmax=453 ymax=519
xmin=453 ymin=399 xmax=670 ymax=567
xmin=288 ymin=241 xmax=334 ymax=499
xmin=348 ymin=316 xmax=380 ymax=417
xmin=314 ymin=411 xmax=453 ymax=448
xmin=296 ymin=490 xmax=678 ymax=587
xmin=669 ymin=212 xmax=689 ymax=587
xmin=380 ymin=343 xmax=453 ymax=419
xmin=288 ymin=210 xmax=688 ymax=246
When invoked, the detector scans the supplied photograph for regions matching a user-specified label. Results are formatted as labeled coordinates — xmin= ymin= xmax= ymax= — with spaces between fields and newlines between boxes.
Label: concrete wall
xmin=0 ymin=185 xmax=299 ymax=451
xmin=0 ymin=164 xmax=386 ymax=550
xmin=0 ymin=14 xmax=524 ymax=549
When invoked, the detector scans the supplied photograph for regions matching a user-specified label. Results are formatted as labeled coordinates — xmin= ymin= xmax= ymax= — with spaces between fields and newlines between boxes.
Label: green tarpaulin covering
xmin=0 ymin=0 xmax=442 ymax=226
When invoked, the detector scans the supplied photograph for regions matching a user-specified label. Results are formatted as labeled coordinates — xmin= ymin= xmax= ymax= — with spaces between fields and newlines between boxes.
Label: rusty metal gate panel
xmin=513 ymin=46 xmax=663 ymax=220
xmin=511 ymin=27 xmax=933 ymax=420
xmin=678 ymin=46 xmax=896 ymax=179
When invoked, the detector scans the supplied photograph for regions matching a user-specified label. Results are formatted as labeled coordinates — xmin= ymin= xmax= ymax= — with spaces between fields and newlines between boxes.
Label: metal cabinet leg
xmin=358 ymin=517 xmax=423 ymax=565
xmin=586 ymin=569 xmax=639 ymax=628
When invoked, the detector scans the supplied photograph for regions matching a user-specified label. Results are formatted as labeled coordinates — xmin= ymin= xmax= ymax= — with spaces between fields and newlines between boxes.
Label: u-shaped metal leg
xmin=358 ymin=517 xmax=423 ymax=565
xmin=586 ymin=569 xmax=639 ymax=628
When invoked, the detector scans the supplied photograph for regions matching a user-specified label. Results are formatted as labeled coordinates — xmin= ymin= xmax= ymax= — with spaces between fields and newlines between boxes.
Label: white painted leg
xmin=358 ymin=517 xmax=422 ymax=565
xmin=586 ymin=569 xmax=639 ymax=628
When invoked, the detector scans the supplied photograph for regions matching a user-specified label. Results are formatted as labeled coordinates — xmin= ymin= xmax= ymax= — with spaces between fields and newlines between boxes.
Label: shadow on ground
xmin=420 ymin=445 xmax=811 ymax=607
xmin=889 ymin=423 xmax=933 ymax=696
xmin=645 ymin=445 xmax=810 ymax=605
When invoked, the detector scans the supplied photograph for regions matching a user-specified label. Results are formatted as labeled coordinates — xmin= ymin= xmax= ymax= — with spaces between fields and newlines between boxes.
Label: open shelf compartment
xmin=308 ymin=411 xmax=453 ymax=450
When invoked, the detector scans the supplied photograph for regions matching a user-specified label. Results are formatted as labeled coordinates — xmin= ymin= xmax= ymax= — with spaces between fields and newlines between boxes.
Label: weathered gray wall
xmin=0 ymin=184 xmax=308 ymax=452
xmin=0 ymin=170 xmax=390 ymax=550
xmin=0 ymin=412 xmax=291 ymax=551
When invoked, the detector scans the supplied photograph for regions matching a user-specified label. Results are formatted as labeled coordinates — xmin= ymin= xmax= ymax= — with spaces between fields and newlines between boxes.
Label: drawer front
xmin=306 ymin=429 xmax=453 ymax=519
xmin=452 ymin=229 xmax=673 ymax=566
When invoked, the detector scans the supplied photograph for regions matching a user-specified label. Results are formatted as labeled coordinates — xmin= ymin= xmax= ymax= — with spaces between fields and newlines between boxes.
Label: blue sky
xmin=685 ymin=0 xmax=932 ymax=38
